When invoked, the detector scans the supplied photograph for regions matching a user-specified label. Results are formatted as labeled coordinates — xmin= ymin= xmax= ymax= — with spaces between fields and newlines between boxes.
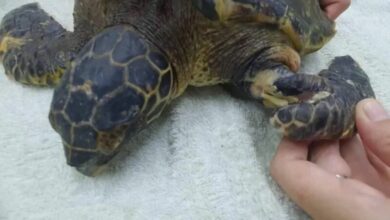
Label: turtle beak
xmin=64 ymin=144 xmax=117 ymax=177
xmin=74 ymin=151 xmax=118 ymax=177
xmin=75 ymin=162 xmax=109 ymax=177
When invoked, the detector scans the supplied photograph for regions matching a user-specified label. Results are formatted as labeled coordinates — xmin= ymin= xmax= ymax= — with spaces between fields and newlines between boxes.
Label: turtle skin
xmin=0 ymin=1 xmax=375 ymax=176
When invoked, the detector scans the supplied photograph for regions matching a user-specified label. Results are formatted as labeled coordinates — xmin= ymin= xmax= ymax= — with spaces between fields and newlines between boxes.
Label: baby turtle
xmin=0 ymin=1 xmax=375 ymax=176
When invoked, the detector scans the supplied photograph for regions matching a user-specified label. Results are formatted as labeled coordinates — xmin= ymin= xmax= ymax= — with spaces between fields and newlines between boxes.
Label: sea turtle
xmin=0 ymin=0 xmax=375 ymax=176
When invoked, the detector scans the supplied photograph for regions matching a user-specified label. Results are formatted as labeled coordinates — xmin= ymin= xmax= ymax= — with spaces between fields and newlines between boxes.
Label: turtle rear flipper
xmin=0 ymin=3 xmax=75 ymax=86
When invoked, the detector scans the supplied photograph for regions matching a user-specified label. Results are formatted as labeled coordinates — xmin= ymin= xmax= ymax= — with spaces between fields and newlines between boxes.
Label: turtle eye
xmin=192 ymin=0 xmax=219 ymax=20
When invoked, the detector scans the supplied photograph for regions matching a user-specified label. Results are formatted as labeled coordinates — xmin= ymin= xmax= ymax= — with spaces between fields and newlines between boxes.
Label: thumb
xmin=356 ymin=99 xmax=390 ymax=165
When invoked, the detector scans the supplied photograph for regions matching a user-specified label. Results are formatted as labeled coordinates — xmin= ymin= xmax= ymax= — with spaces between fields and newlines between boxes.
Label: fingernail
xmin=363 ymin=100 xmax=389 ymax=122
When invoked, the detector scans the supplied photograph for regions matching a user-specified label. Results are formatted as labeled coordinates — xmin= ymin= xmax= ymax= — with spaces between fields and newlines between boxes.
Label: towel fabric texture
xmin=0 ymin=0 xmax=389 ymax=219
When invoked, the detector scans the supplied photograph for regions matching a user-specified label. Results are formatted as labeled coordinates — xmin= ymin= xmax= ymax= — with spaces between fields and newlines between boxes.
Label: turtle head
xmin=49 ymin=25 xmax=170 ymax=176
xmin=48 ymin=71 xmax=130 ymax=176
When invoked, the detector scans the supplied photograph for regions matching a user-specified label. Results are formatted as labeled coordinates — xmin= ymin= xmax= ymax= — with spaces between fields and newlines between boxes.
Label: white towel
xmin=0 ymin=1 xmax=389 ymax=219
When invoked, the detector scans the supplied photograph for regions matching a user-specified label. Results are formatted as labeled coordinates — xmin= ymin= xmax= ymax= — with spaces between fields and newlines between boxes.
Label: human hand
xmin=271 ymin=99 xmax=390 ymax=220
xmin=320 ymin=0 xmax=351 ymax=20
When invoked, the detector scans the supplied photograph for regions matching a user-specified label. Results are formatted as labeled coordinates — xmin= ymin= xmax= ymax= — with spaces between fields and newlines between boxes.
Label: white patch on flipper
xmin=346 ymin=79 xmax=355 ymax=87
xmin=307 ymin=91 xmax=331 ymax=104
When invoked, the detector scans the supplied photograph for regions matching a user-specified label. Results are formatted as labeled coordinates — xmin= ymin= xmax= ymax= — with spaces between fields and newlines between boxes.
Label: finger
xmin=366 ymin=148 xmax=390 ymax=178
xmin=271 ymin=139 xmax=338 ymax=201
xmin=271 ymin=138 xmax=387 ymax=219
xmin=310 ymin=140 xmax=351 ymax=177
xmin=355 ymin=99 xmax=390 ymax=166
xmin=366 ymin=148 xmax=390 ymax=196
xmin=340 ymin=136 xmax=372 ymax=178
xmin=272 ymin=138 xmax=310 ymax=162
xmin=340 ymin=136 xmax=384 ymax=192
xmin=320 ymin=0 xmax=351 ymax=20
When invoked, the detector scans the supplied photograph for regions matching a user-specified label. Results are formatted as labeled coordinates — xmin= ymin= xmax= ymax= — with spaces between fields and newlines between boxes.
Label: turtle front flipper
xmin=270 ymin=56 xmax=375 ymax=140
xmin=230 ymin=50 xmax=375 ymax=140
xmin=0 ymin=3 xmax=75 ymax=86
xmin=192 ymin=0 xmax=335 ymax=53
xmin=49 ymin=25 xmax=177 ymax=176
